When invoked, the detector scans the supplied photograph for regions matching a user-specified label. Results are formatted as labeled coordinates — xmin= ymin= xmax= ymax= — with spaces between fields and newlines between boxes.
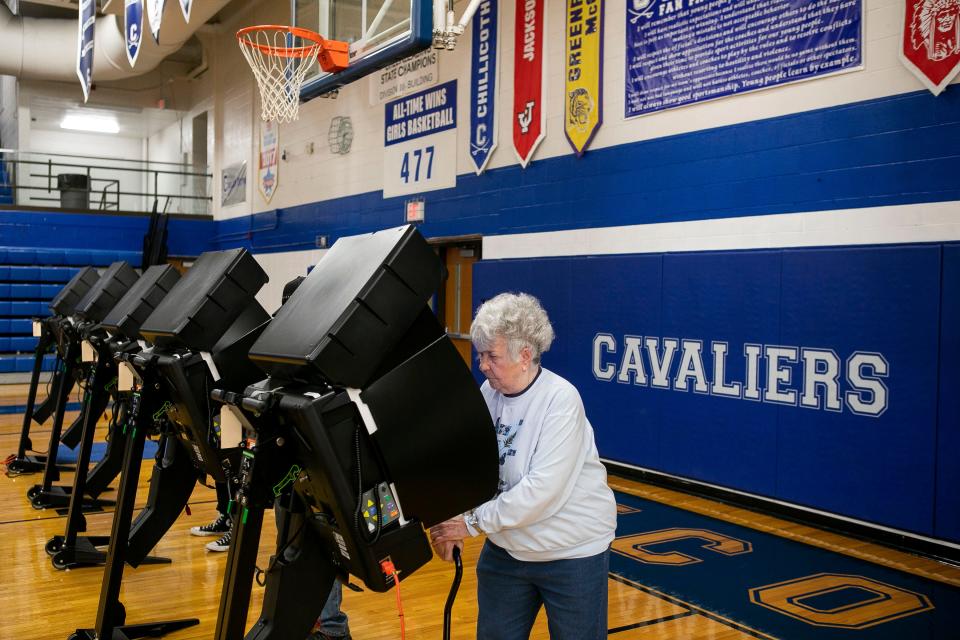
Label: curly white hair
xmin=470 ymin=292 xmax=556 ymax=364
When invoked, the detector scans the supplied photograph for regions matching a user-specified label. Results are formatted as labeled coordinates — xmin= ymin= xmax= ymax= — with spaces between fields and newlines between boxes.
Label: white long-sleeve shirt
xmin=468 ymin=368 xmax=617 ymax=561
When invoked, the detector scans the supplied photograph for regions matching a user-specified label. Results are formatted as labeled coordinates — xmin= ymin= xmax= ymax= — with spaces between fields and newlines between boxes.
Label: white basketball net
xmin=239 ymin=28 xmax=321 ymax=123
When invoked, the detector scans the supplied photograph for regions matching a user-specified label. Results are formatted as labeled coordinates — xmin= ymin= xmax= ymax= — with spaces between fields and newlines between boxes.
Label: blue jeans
xmin=476 ymin=541 xmax=609 ymax=640
xmin=316 ymin=580 xmax=349 ymax=636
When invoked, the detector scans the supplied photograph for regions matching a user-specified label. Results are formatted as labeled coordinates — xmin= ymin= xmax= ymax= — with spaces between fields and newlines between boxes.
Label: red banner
xmin=513 ymin=0 xmax=546 ymax=167
xmin=899 ymin=0 xmax=960 ymax=95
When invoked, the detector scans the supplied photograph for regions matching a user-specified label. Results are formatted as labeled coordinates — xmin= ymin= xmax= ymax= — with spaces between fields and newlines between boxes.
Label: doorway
xmin=434 ymin=238 xmax=481 ymax=366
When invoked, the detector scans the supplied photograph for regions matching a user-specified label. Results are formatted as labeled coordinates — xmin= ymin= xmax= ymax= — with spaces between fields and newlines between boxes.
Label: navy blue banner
xmin=76 ymin=0 xmax=95 ymax=102
xmin=125 ymin=0 xmax=144 ymax=67
xmin=469 ymin=0 xmax=499 ymax=174
xmin=384 ymin=80 xmax=458 ymax=147
xmin=625 ymin=0 xmax=863 ymax=117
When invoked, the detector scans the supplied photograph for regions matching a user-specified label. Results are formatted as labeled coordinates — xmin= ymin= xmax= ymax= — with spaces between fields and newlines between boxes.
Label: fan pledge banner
xmin=513 ymin=0 xmax=546 ymax=168
xmin=565 ymin=0 xmax=603 ymax=155
xmin=899 ymin=0 xmax=960 ymax=95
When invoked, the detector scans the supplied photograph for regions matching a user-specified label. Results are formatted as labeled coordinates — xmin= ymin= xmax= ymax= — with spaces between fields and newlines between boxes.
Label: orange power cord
xmin=380 ymin=559 xmax=405 ymax=640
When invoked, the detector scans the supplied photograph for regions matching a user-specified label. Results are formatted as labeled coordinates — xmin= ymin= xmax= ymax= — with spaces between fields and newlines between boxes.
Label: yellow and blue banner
xmin=565 ymin=0 xmax=603 ymax=156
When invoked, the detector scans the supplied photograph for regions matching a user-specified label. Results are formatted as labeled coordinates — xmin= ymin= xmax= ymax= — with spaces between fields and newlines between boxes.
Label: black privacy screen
xmin=248 ymin=225 xmax=440 ymax=386
xmin=101 ymin=264 xmax=181 ymax=341
xmin=139 ymin=249 xmax=268 ymax=352
xmin=49 ymin=266 xmax=100 ymax=316
xmin=73 ymin=261 xmax=140 ymax=323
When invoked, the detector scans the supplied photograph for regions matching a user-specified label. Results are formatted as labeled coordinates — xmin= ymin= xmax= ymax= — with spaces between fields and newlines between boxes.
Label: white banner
xmin=369 ymin=49 xmax=440 ymax=106
xmin=258 ymin=120 xmax=279 ymax=203
xmin=221 ymin=161 xmax=247 ymax=206
xmin=147 ymin=0 xmax=165 ymax=43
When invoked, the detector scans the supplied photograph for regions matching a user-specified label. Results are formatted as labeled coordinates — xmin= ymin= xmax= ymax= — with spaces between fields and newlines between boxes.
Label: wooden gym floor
xmin=1 ymin=383 xmax=959 ymax=640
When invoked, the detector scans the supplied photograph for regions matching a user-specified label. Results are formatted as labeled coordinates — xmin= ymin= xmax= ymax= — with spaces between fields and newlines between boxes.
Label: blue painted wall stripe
xmin=1 ymin=90 xmax=957 ymax=260
xmin=211 ymin=90 xmax=960 ymax=253
xmin=0 ymin=211 xmax=212 ymax=259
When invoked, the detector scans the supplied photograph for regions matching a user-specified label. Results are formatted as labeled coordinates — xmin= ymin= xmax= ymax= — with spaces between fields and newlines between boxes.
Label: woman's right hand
xmin=431 ymin=538 xmax=464 ymax=562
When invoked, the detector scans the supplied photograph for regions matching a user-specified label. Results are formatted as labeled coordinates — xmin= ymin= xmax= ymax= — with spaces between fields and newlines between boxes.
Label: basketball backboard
xmin=293 ymin=0 xmax=432 ymax=99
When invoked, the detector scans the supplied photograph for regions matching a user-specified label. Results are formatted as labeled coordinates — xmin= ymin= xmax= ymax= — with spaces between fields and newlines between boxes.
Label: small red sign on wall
xmin=900 ymin=0 xmax=960 ymax=95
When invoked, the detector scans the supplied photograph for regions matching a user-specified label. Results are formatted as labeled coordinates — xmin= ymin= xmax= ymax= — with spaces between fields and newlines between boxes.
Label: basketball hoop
xmin=237 ymin=25 xmax=350 ymax=123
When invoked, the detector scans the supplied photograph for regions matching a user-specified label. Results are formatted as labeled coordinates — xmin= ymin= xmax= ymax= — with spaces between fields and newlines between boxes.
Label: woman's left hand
xmin=429 ymin=516 xmax=470 ymax=543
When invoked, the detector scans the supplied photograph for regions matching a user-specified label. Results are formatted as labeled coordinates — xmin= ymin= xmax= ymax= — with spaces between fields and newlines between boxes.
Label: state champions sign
xmin=899 ymin=0 xmax=960 ymax=95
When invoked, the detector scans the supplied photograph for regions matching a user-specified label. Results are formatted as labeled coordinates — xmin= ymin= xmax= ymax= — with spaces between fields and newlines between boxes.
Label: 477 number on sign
xmin=400 ymin=146 xmax=435 ymax=184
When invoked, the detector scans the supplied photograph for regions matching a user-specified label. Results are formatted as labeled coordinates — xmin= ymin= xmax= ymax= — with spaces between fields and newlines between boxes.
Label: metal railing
xmin=0 ymin=148 xmax=213 ymax=215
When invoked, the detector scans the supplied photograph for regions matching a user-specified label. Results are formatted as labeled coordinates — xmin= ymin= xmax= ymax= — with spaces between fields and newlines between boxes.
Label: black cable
xmin=43 ymin=355 xmax=60 ymax=399
xmin=352 ymin=425 xmax=383 ymax=545
xmin=442 ymin=546 xmax=463 ymax=640
xmin=254 ymin=513 xmax=306 ymax=587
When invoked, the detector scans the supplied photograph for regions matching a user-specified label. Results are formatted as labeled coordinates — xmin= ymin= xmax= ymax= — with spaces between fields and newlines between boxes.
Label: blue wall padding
xmin=658 ymin=251 xmax=783 ymax=493
xmin=0 ymin=354 xmax=56 ymax=373
xmin=0 ymin=301 xmax=48 ymax=316
xmin=474 ymin=242 xmax=955 ymax=542
xmin=775 ymin=246 xmax=940 ymax=533
xmin=0 ymin=319 xmax=32 ymax=334
xmin=0 ymin=266 xmax=79 ymax=282
xmin=937 ymin=245 xmax=960 ymax=542
xmin=0 ymin=210 xmax=213 ymax=259
xmin=0 ymin=284 xmax=61 ymax=300
xmin=0 ymin=336 xmax=37 ymax=351
xmin=0 ymin=246 xmax=141 ymax=267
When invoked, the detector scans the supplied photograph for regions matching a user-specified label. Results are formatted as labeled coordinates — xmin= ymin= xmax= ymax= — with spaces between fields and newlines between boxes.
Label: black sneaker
xmin=205 ymin=529 xmax=232 ymax=552
xmin=190 ymin=512 xmax=231 ymax=537
xmin=308 ymin=631 xmax=351 ymax=640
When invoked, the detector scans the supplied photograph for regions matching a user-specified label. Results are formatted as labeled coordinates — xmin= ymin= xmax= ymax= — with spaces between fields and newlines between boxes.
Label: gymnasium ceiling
xmin=3 ymin=0 xmax=232 ymax=139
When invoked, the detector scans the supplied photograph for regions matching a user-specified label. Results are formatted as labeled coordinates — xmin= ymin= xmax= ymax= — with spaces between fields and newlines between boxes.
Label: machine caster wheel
xmin=45 ymin=537 xmax=61 ymax=556
xmin=52 ymin=552 xmax=70 ymax=570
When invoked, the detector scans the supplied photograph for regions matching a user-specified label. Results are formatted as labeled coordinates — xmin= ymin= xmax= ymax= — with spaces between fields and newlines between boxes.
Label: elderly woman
xmin=430 ymin=292 xmax=617 ymax=640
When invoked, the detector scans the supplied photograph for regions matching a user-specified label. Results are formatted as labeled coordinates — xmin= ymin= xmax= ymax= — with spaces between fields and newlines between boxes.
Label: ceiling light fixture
xmin=60 ymin=114 xmax=120 ymax=134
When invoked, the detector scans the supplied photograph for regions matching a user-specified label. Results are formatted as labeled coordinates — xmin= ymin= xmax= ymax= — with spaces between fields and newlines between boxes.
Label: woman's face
xmin=476 ymin=335 xmax=531 ymax=394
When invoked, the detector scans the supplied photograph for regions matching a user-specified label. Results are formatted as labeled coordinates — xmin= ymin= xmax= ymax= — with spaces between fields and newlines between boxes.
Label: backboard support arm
xmin=432 ymin=0 xmax=483 ymax=50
